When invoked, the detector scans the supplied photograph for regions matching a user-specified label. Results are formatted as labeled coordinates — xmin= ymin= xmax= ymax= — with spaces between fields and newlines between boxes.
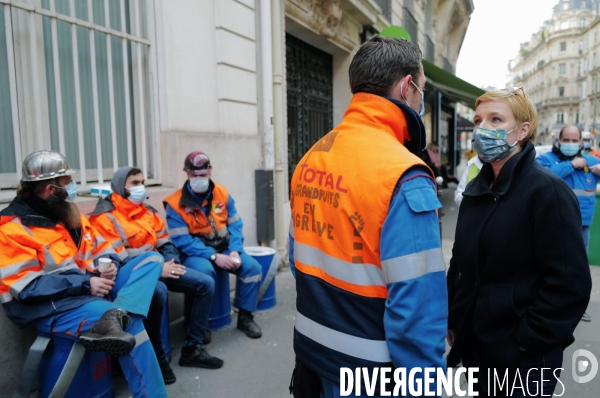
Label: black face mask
xmin=384 ymin=97 xmax=427 ymax=156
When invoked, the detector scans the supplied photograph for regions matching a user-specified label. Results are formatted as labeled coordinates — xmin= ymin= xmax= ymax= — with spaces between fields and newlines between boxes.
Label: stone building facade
xmin=509 ymin=0 xmax=600 ymax=142
xmin=0 ymin=0 xmax=474 ymax=256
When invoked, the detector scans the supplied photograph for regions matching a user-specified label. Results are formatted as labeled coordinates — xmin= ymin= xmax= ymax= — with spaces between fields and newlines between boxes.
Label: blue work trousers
xmin=183 ymin=250 xmax=261 ymax=312
xmin=145 ymin=267 xmax=215 ymax=348
xmin=33 ymin=252 xmax=167 ymax=397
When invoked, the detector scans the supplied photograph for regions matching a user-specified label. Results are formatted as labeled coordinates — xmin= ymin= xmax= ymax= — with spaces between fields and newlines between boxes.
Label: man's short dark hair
xmin=127 ymin=167 xmax=143 ymax=178
xmin=559 ymin=125 xmax=581 ymax=139
xmin=349 ymin=36 xmax=422 ymax=96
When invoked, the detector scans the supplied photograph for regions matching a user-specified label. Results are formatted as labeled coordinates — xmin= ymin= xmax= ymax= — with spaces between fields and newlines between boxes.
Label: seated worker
xmin=164 ymin=152 xmax=263 ymax=338
xmin=0 ymin=150 xmax=167 ymax=398
xmin=89 ymin=166 xmax=224 ymax=384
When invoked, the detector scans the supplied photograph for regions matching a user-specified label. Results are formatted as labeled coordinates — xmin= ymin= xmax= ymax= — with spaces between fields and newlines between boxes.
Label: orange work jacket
xmin=0 ymin=209 xmax=113 ymax=303
xmin=89 ymin=194 xmax=171 ymax=261
xmin=289 ymin=92 xmax=431 ymax=377
xmin=163 ymin=183 xmax=232 ymax=249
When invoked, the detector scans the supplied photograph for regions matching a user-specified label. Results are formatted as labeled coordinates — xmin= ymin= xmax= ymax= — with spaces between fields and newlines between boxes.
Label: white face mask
xmin=127 ymin=185 xmax=146 ymax=205
xmin=190 ymin=176 xmax=210 ymax=193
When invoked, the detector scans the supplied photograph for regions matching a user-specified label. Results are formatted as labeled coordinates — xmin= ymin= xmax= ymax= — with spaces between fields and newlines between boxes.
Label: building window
xmin=563 ymin=2 xmax=569 ymax=11
xmin=561 ymin=21 xmax=569 ymax=30
xmin=403 ymin=7 xmax=418 ymax=45
xmin=559 ymin=63 xmax=566 ymax=75
xmin=595 ymin=31 xmax=598 ymax=43
xmin=560 ymin=41 xmax=567 ymax=51
xmin=558 ymin=86 xmax=565 ymax=97
xmin=580 ymin=19 xmax=586 ymax=28
xmin=373 ymin=0 xmax=392 ymax=22
xmin=557 ymin=111 xmax=565 ymax=124
xmin=0 ymin=0 xmax=157 ymax=188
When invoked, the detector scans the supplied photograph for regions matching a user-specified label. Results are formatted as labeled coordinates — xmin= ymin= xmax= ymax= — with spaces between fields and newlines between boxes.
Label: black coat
xmin=447 ymin=141 xmax=592 ymax=372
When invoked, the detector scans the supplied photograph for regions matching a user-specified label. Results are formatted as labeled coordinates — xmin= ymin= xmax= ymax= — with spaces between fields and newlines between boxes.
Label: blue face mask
xmin=582 ymin=141 xmax=591 ymax=149
xmin=127 ymin=185 xmax=146 ymax=205
xmin=560 ymin=142 xmax=580 ymax=157
xmin=57 ymin=181 xmax=78 ymax=202
xmin=473 ymin=126 xmax=518 ymax=163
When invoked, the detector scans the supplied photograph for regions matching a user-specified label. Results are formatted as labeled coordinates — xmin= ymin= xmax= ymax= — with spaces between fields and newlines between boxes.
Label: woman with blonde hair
xmin=446 ymin=87 xmax=591 ymax=396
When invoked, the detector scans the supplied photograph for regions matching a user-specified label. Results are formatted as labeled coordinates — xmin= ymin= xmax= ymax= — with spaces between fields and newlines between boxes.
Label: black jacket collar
xmin=464 ymin=141 xmax=536 ymax=198
xmin=89 ymin=195 xmax=116 ymax=216
xmin=384 ymin=97 xmax=426 ymax=156
xmin=0 ymin=196 xmax=58 ymax=227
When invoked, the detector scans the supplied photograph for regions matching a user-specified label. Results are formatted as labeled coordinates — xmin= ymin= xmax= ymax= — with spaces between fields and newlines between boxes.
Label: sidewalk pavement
xmin=113 ymin=183 xmax=600 ymax=397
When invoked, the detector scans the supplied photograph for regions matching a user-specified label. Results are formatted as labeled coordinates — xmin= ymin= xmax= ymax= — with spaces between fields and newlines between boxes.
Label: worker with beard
xmin=0 ymin=150 xmax=168 ymax=397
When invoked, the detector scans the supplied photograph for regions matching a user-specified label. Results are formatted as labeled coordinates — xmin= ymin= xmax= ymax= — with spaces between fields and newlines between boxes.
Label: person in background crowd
xmin=537 ymin=124 xmax=600 ymax=323
xmin=581 ymin=131 xmax=600 ymax=159
xmin=447 ymin=89 xmax=591 ymax=397
xmin=454 ymin=155 xmax=483 ymax=206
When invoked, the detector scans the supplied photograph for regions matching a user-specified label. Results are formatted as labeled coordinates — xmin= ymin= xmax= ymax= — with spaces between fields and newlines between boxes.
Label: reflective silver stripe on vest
xmin=217 ymin=227 xmax=229 ymax=238
xmin=239 ymin=274 xmax=262 ymax=284
xmin=289 ymin=219 xmax=294 ymax=238
xmin=156 ymin=237 xmax=170 ymax=248
xmin=135 ymin=329 xmax=150 ymax=346
xmin=47 ymin=263 xmax=80 ymax=274
xmin=11 ymin=218 xmax=34 ymax=236
xmin=1 ymin=292 xmax=12 ymax=303
xmin=294 ymin=241 xmax=385 ymax=287
xmin=227 ymin=214 xmax=240 ymax=225
xmin=112 ymin=240 xmax=125 ymax=250
xmin=106 ymin=213 xmax=129 ymax=242
xmin=10 ymin=271 xmax=45 ymax=295
xmin=132 ymin=254 xmax=163 ymax=272
xmin=0 ymin=259 xmax=41 ymax=279
xmin=295 ymin=311 xmax=391 ymax=363
xmin=116 ymin=250 xmax=129 ymax=261
xmin=93 ymin=233 xmax=106 ymax=251
xmin=126 ymin=244 xmax=154 ymax=258
xmin=381 ymin=248 xmax=446 ymax=284
xmin=93 ymin=248 xmax=115 ymax=260
xmin=168 ymin=226 xmax=189 ymax=236
xmin=573 ymin=189 xmax=596 ymax=197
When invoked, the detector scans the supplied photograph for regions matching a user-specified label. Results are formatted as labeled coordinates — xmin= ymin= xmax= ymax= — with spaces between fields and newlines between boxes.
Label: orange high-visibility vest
xmin=290 ymin=93 xmax=432 ymax=378
xmin=290 ymin=92 xmax=429 ymax=299
xmin=163 ymin=183 xmax=231 ymax=241
xmin=89 ymin=194 xmax=171 ymax=261
xmin=0 ymin=213 xmax=113 ymax=303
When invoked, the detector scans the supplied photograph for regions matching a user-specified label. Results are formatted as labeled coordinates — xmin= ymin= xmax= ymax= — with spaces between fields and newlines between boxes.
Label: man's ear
xmin=389 ymin=76 xmax=410 ymax=101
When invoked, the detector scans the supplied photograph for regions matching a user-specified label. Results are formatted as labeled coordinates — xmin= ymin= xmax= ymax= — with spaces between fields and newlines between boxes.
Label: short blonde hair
xmin=475 ymin=88 xmax=538 ymax=145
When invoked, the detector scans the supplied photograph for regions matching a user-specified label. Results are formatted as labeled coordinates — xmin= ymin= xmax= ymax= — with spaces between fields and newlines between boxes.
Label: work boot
xmin=156 ymin=352 xmax=176 ymax=385
xmin=178 ymin=345 xmax=224 ymax=369
xmin=237 ymin=309 xmax=262 ymax=338
xmin=204 ymin=328 xmax=212 ymax=345
xmin=80 ymin=309 xmax=136 ymax=357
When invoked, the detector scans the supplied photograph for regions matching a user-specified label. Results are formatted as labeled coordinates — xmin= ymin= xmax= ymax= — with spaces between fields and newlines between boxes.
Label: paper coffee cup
xmin=97 ymin=258 xmax=112 ymax=272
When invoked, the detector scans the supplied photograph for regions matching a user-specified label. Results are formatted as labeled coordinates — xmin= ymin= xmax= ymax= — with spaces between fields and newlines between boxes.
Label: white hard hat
xmin=582 ymin=131 xmax=592 ymax=140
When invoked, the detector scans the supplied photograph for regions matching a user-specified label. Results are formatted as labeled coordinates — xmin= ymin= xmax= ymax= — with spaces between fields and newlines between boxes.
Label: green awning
xmin=423 ymin=59 xmax=485 ymax=109
xmin=378 ymin=25 xmax=484 ymax=109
